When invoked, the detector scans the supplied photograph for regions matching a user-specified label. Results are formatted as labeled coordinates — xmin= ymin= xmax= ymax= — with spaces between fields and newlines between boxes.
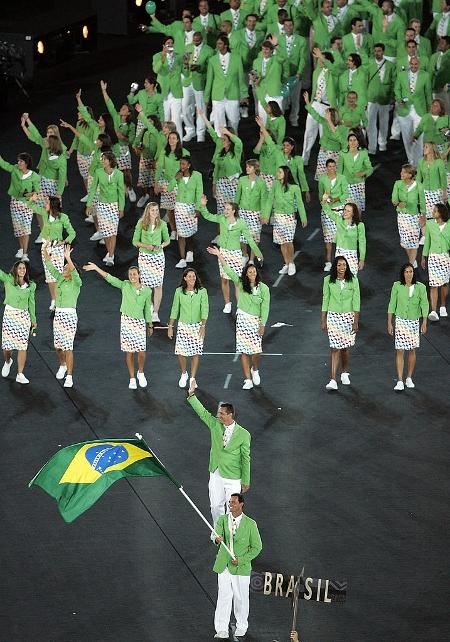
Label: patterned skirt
xmin=77 ymin=152 xmax=91 ymax=181
xmin=216 ymin=176 xmax=238 ymax=215
xmin=327 ymin=311 xmax=356 ymax=349
xmin=239 ymin=209 xmax=261 ymax=243
xmin=139 ymin=250 xmax=165 ymax=288
xmin=175 ymin=321 xmax=204 ymax=356
xmin=159 ymin=178 xmax=177 ymax=210
xmin=40 ymin=176 xmax=58 ymax=198
xmin=397 ymin=212 xmax=420 ymax=249
xmin=236 ymin=309 xmax=262 ymax=355
xmin=138 ymin=158 xmax=155 ymax=189
xmin=87 ymin=174 xmax=99 ymax=213
xmin=273 ymin=212 xmax=296 ymax=244
xmin=54 ymin=308 xmax=77 ymax=351
xmin=120 ymin=314 xmax=146 ymax=352
xmin=423 ymin=189 xmax=442 ymax=219
xmin=335 ymin=247 xmax=358 ymax=277
xmin=42 ymin=242 xmax=64 ymax=283
xmin=117 ymin=146 xmax=132 ymax=171
xmin=135 ymin=119 xmax=146 ymax=138
xmin=428 ymin=252 xmax=450 ymax=287
xmin=315 ymin=149 xmax=339 ymax=181
xmin=10 ymin=198 xmax=33 ymax=237
xmin=97 ymin=201 xmax=119 ymax=238
xmin=395 ymin=316 xmax=419 ymax=351
xmin=2 ymin=306 xmax=30 ymax=351
xmin=175 ymin=202 xmax=198 ymax=238
xmin=219 ymin=248 xmax=243 ymax=280
xmin=321 ymin=208 xmax=338 ymax=244
xmin=260 ymin=173 xmax=275 ymax=192
xmin=348 ymin=182 xmax=366 ymax=213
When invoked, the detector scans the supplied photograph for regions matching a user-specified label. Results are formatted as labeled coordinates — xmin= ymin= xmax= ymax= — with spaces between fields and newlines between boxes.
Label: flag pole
xmin=290 ymin=566 xmax=304 ymax=641
xmin=135 ymin=433 xmax=236 ymax=560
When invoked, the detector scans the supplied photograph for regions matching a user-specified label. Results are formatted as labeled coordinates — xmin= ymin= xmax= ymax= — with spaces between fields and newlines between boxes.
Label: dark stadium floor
xmin=0 ymin=31 xmax=449 ymax=642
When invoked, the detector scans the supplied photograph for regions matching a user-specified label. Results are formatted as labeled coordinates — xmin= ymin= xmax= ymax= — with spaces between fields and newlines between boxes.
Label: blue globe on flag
xmin=145 ymin=1 xmax=156 ymax=14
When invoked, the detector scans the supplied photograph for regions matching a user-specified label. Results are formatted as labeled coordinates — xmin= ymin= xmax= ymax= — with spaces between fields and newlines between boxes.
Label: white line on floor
xmin=306 ymin=227 xmax=320 ymax=241
xmin=273 ymin=251 xmax=301 ymax=288
xmin=224 ymin=374 xmax=232 ymax=389
xmin=233 ymin=352 xmax=239 ymax=362
xmin=203 ymin=352 xmax=283 ymax=356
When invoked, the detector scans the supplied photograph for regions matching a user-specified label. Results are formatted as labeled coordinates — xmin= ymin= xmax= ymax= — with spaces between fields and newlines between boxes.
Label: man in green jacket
xmin=220 ymin=0 xmax=245 ymax=31
xmin=299 ymin=0 xmax=342 ymax=49
xmin=367 ymin=43 xmax=396 ymax=155
xmin=182 ymin=32 xmax=214 ymax=142
xmin=252 ymin=39 xmax=288 ymax=122
xmin=187 ymin=393 xmax=251 ymax=526
xmin=358 ymin=0 xmax=405 ymax=61
xmin=278 ymin=18 xmax=308 ymax=126
xmin=193 ymin=0 xmax=220 ymax=48
xmin=213 ymin=493 xmax=262 ymax=639
xmin=146 ymin=12 xmax=195 ymax=55
xmin=152 ymin=38 xmax=184 ymax=138
xmin=342 ymin=17 xmax=374 ymax=64
xmin=430 ymin=36 xmax=450 ymax=113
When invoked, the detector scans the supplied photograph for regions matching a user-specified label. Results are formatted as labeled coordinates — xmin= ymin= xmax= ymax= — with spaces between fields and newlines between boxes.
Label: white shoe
xmin=49 ymin=300 xmax=56 ymax=311
xmin=90 ymin=231 xmax=103 ymax=241
xmin=15 ymin=248 xmax=23 ymax=259
xmin=22 ymin=253 xmax=29 ymax=263
xmin=170 ymin=231 xmax=177 ymax=240
xmin=99 ymin=238 xmax=105 ymax=245
xmin=64 ymin=375 xmax=73 ymax=388
xmin=278 ymin=265 xmax=288 ymax=275
xmin=242 ymin=379 xmax=254 ymax=389
xmin=340 ymin=372 xmax=350 ymax=385
xmin=56 ymin=365 xmax=67 ymax=380
xmin=389 ymin=134 xmax=400 ymax=141
xmin=439 ymin=306 xmax=448 ymax=317
xmin=394 ymin=380 xmax=404 ymax=391
xmin=405 ymin=377 xmax=415 ymax=389
xmin=428 ymin=311 xmax=439 ymax=321
xmin=129 ymin=378 xmax=137 ymax=389
xmin=34 ymin=235 xmax=43 ymax=244
xmin=178 ymin=371 xmax=189 ymax=388
xmin=379 ymin=145 xmax=387 ymax=151
xmin=16 ymin=373 xmax=29 ymax=384
xmin=324 ymin=261 xmax=332 ymax=272
xmin=84 ymin=214 xmax=94 ymax=223
xmin=183 ymin=132 xmax=195 ymax=142
xmin=137 ymin=371 xmax=147 ymax=388
xmin=326 ymin=379 xmax=338 ymax=390
xmin=176 ymin=258 xmax=187 ymax=268
xmin=197 ymin=136 xmax=205 ymax=143
xmin=250 ymin=368 xmax=260 ymax=385
xmin=128 ymin=188 xmax=137 ymax=203
xmin=189 ymin=377 xmax=198 ymax=390
xmin=235 ymin=629 xmax=247 ymax=637
xmin=288 ymin=263 xmax=296 ymax=276
xmin=214 ymin=634 xmax=229 ymax=640
xmin=419 ymin=236 xmax=425 ymax=245
xmin=104 ymin=255 xmax=114 ymax=266
xmin=1 ymin=359 xmax=13 ymax=378
xmin=151 ymin=311 xmax=160 ymax=323
xmin=137 ymin=194 xmax=150 ymax=208
xmin=223 ymin=302 xmax=232 ymax=314
xmin=186 ymin=251 xmax=194 ymax=263
xmin=80 ymin=194 xmax=89 ymax=203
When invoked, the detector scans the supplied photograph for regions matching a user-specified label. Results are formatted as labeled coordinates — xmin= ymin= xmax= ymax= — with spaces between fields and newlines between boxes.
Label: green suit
xmin=147 ymin=18 xmax=191 ymax=56
xmin=337 ymin=67 xmax=368 ymax=107
xmin=229 ymin=27 xmax=266 ymax=71
xmin=367 ymin=58 xmax=396 ymax=105
xmin=300 ymin=0 xmax=342 ymax=48
xmin=213 ymin=513 xmax=262 ymax=575
xmin=192 ymin=13 xmax=220 ymax=48
xmin=311 ymin=64 xmax=338 ymax=107
xmin=204 ymin=52 xmax=248 ymax=102
xmin=152 ymin=51 xmax=183 ymax=98
xmin=341 ymin=32 xmax=374 ymax=65
xmin=220 ymin=8 xmax=246 ymax=30
xmin=429 ymin=50 xmax=450 ymax=92
xmin=182 ymin=43 xmax=214 ymax=91
xmin=253 ymin=52 xmax=288 ymax=96
xmin=395 ymin=69 xmax=432 ymax=117
xmin=277 ymin=33 xmax=308 ymax=76
xmin=359 ymin=0 xmax=405 ymax=58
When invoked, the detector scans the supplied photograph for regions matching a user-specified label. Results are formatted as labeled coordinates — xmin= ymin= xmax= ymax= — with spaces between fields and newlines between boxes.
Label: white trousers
xmin=283 ymin=78 xmax=302 ymax=125
xmin=367 ymin=102 xmax=390 ymax=153
xmin=215 ymin=568 xmax=250 ymax=635
xmin=398 ymin=106 xmax=423 ymax=165
xmin=212 ymin=99 xmax=240 ymax=135
xmin=163 ymin=93 xmax=183 ymax=139
xmin=257 ymin=93 xmax=283 ymax=125
xmin=302 ymin=99 xmax=326 ymax=164
xmin=182 ymin=84 xmax=206 ymax=139
xmin=209 ymin=469 xmax=241 ymax=526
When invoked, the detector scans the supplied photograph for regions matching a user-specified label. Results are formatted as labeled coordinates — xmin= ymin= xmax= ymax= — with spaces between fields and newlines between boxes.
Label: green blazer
xmin=396 ymin=54 xmax=429 ymax=74
xmin=311 ymin=64 xmax=338 ymax=107
xmin=394 ymin=69 xmax=432 ymax=117
xmin=192 ymin=14 xmax=220 ymax=48
xmin=426 ymin=12 xmax=450 ymax=46
xmin=152 ymin=52 xmax=183 ymax=98
xmin=338 ymin=67 xmax=368 ymax=107
xmin=229 ymin=28 xmax=266 ymax=71
xmin=277 ymin=33 xmax=308 ymax=76
xmin=366 ymin=58 xmax=396 ymax=105
xmin=182 ymin=43 xmax=214 ymax=91
xmin=300 ymin=0 xmax=342 ymax=48
xmin=430 ymin=50 xmax=450 ymax=92
xmin=147 ymin=19 xmax=188 ymax=55
xmin=204 ymin=52 xmax=248 ymax=102
xmin=213 ymin=513 xmax=262 ymax=576
xmin=387 ymin=281 xmax=429 ymax=320
xmin=187 ymin=395 xmax=251 ymax=485
xmin=391 ymin=179 xmax=426 ymax=214
xmin=253 ymin=52 xmax=288 ymax=96
xmin=219 ymin=8 xmax=245 ymax=30
xmin=359 ymin=0 xmax=406 ymax=58
xmin=423 ymin=219 xmax=450 ymax=256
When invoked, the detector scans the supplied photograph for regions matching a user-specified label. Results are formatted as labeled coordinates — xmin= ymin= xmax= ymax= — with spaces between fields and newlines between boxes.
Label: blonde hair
xmin=163 ymin=121 xmax=177 ymax=134
xmin=402 ymin=164 xmax=416 ymax=178
xmin=141 ymin=202 xmax=161 ymax=230
xmin=423 ymin=142 xmax=439 ymax=160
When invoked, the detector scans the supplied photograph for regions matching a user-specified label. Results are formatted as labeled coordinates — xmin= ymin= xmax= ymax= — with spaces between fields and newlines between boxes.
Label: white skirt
xmin=395 ymin=317 xmax=419 ymax=351
xmin=54 ymin=308 xmax=78 ymax=351
xmin=120 ymin=314 xmax=146 ymax=352
xmin=236 ymin=309 xmax=262 ymax=355
xmin=428 ymin=252 xmax=450 ymax=288
xmin=77 ymin=152 xmax=91 ymax=181
xmin=397 ymin=212 xmax=420 ymax=249
xmin=273 ymin=212 xmax=296 ymax=244
xmin=327 ymin=311 xmax=356 ymax=349
xmin=216 ymin=176 xmax=238 ymax=215
xmin=97 ymin=201 xmax=119 ymax=238
xmin=423 ymin=189 xmax=442 ymax=219
xmin=117 ymin=146 xmax=132 ymax=171
xmin=175 ymin=202 xmax=198 ymax=238
xmin=175 ymin=321 xmax=204 ymax=356
xmin=321 ymin=208 xmax=338 ymax=244
xmin=138 ymin=158 xmax=155 ymax=189
xmin=2 ymin=306 xmax=31 ymax=351
xmin=138 ymin=250 xmax=165 ymax=288
xmin=315 ymin=149 xmax=339 ymax=181
xmin=159 ymin=178 xmax=177 ymax=210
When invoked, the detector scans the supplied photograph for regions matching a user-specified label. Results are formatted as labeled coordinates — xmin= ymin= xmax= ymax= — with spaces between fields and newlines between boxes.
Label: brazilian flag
xmin=29 ymin=438 xmax=176 ymax=523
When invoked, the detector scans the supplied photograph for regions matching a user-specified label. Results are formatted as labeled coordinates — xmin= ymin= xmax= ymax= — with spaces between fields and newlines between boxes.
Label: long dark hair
xmin=165 ymin=132 xmax=183 ymax=160
xmin=399 ymin=262 xmax=417 ymax=285
xmin=100 ymin=112 xmax=118 ymax=146
xmin=278 ymin=165 xmax=295 ymax=192
xmin=241 ymin=262 xmax=261 ymax=294
xmin=329 ymin=256 xmax=353 ymax=283
xmin=48 ymin=196 xmax=62 ymax=219
xmin=344 ymin=202 xmax=361 ymax=225
xmin=180 ymin=268 xmax=203 ymax=293
xmin=98 ymin=133 xmax=112 ymax=152
xmin=219 ymin=129 xmax=236 ymax=158
xmin=180 ymin=157 xmax=193 ymax=176
xmin=10 ymin=261 xmax=30 ymax=286
xmin=282 ymin=136 xmax=296 ymax=157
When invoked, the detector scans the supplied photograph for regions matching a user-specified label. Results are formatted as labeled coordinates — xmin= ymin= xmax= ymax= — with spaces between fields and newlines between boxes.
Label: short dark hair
xmin=220 ymin=402 xmax=235 ymax=417
xmin=399 ymin=262 xmax=417 ymax=284
xmin=374 ymin=42 xmax=385 ymax=50
xmin=231 ymin=492 xmax=244 ymax=504
xmin=323 ymin=51 xmax=334 ymax=64
xmin=17 ymin=152 xmax=32 ymax=169
xmin=349 ymin=53 xmax=362 ymax=67
xmin=325 ymin=158 xmax=336 ymax=167
xmin=351 ymin=17 xmax=362 ymax=26
xmin=435 ymin=203 xmax=449 ymax=222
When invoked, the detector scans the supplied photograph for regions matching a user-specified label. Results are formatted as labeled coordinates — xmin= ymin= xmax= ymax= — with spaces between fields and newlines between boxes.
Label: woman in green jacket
xmin=416 ymin=143 xmax=447 ymax=223
xmin=391 ymin=164 xmax=426 ymax=266
xmin=42 ymin=244 xmax=81 ymax=388
xmin=127 ymin=74 xmax=164 ymax=141
xmin=199 ymin=195 xmax=263 ymax=313
xmin=235 ymin=159 xmax=267 ymax=263
xmin=168 ymin=268 xmax=209 ymax=390
xmin=0 ymin=152 xmax=40 ymax=263
xmin=321 ymin=256 xmax=360 ymax=391
xmin=252 ymin=121 xmax=279 ymax=192
xmin=413 ymin=99 xmax=449 ymax=156
xmin=337 ymin=133 xmax=373 ymax=214
xmin=421 ymin=203 xmax=450 ymax=321
xmin=279 ymin=137 xmax=311 ymax=204
xmin=0 ymin=260 xmax=36 ymax=384
xmin=155 ymin=131 xmax=190 ymax=238
xmin=170 ymin=157 xmax=203 ymax=269
xmin=208 ymin=245 xmax=270 ymax=390
xmin=83 ymin=262 xmax=153 ymax=389
xmin=321 ymin=200 xmax=366 ymax=276
xmin=387 ymin=263 xmax=429 ymax=391
xmin=132 ymin=202 xmax=170 ymax=323
xmin=318 ymin=159 xmax=349 ymax=272
xmin=67 ymin=104 xmax=96 ymax=201
xmin=134 ymin=107 xmax=167 ymax=209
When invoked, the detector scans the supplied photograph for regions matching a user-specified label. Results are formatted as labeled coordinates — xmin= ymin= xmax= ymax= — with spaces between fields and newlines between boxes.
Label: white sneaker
xmin=419 ymin=236 xmax=425 ymax=246
xmin=324 ymin=261 xmax=332 ymax=272
xmin=151 ymin=312 xmax=160 ymax=323
xmin=34 ymin=235 xmax=43 ymax=244
xmin=64 ymin=375 xmax=73 ymax=388
xmin=170 ymin=231 xmax=177 ymax=240
xmin=223 ymin=302 xmax=232 ymax=314
xmin=250 ymin=368 xmax=260 ymax=385
xmin=183 ymin=132 xmax=195 ymax=142
xmin=99 ymin=238 xmax=105 ymax=245
xmin=214 ymin=634 xmax=229 ymax=640
xmin=394 ymin=380 xmax=404 ymax=391
xmin=80 ymin=194 xmax=89 ymax=203
xmin=439 ymin=306 xmax=448 ymax=317
xmin=242 ymin=379 xmax=254 ymax=389
xmin=326 ymin=379 xmax=338 ymax=390
xmin=49 ymin=300 xmax=56 ymax=311
xmin=379 ymin=145 xmax=387 ymax=151
xmin=405 ymin=377 xmax=415 ymax=389
xmin=428 ymin=311 xmax=439 ymax=321
xmin=235 ymin=629 xmax=247 ymax=637
xmin=15 ymin=248 xmax=23 ymax=259
xmin=178 ymin=371 xmax=189 ymax=388
xmin=128 ymin=188 xmax=137 ymax=203
xmin=137 ymin=371 xmax=147 ymax=388
xmin=90 ymin=231 xmax=103 ymax=241
xmin=288 ymin=263 xmax=296 ymax=276
xmin=56 ymin=365 xmax=67 ymax=380
xmin=186 ymin=251 xmax=194 ymax=263
xmin=104 ymin=255 xmax=114 ymax=266
xmin=340 ymin=372 xmax=350 ymax=385
xmin=84 ymin=214 xmax=94 ymax=223
xmin=189 ymin=377 xmax=198 ymax=390
xmin=278 ymin=265 xmax=288 ymax=275
xmin=197 ymin=136 xmax=205 ymax=143
xmin=1 ymin=359 xmax=13 ymax=378
xmin=137 ymin=194 xmax=150 ymax=208
xmin=176 ymin=258 xmax=187 ymax=268
xmin=22 ymin=254 xmax=29 ymax=263
xmin=129 ymin=378 xmax=137 ymax=389
xmin=16 ymin=373 xmax=29 ymax=384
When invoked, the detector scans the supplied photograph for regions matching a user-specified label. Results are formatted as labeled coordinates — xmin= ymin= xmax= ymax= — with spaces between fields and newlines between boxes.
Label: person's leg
xmin=257 ymin=100 xmax=267 ymax=124
xmin=395 ymin=349 xmax=404 ymax=381
xmin=214 ymin=570 xmax=233 ymax=635
xmin=289 ymin=79 xmax=302 ymax=125
xmin=221 ymin=277 xmax=230 ymax=305
xmin=287 ymin=242 xmax=295 ymax=264
xmin=108 ymin=234 xmax=117 ymax=259
xmin=3 ymin=349 xmax=12 ymax=365
xmin=367 ymin=102 xmax=378 ymax=154
xmin=330 ymin=349 xmax=340 ymax=381
xmin=17 ymin=349 xmax=27 ymax=374
xmin=167 ymin=209 xmax=176 ymax=236
xmin=163 ymin=94 xmax=171 ymax=121
xmin=378 ymin=104 xmax=390 ymax=150
xmin=182 ymin=84 xmax=195 ymax=138
xmin=406 ymin=349 xmax=416 ymax=379
xmin=429 ymin=286 xmax=438 ymax=312
xmin=325 ymin=241 xmax=333 ymax=263
xmin=231 ymin=574 xmax=251 ymax=635
xmin=212 ymin=100 xmax=226 ymax=135
xmin=65 ymin=350 xmax=74 ymax=375
xmin=48 ymin=282 xmax=56 ymax=302
xmin=406 ymin=247 xmax=417 ymax=264
xmin=153 ymin=286 xmax=162 ymax=315
xmin=225 ymin=99 xmax=240 ymax=133
xmin=241 ymin=353 xmax=251 ymax=380
xmin=398 ymin=114 xmax=414 ymax=163
xmin=341 ymin=348 xmax=349 ymax=374
xmin=177 ymin=235 xmax=186 ymax=260
xmin=191 ymin=354 xmax=200 ymax=378
xmin=193 ymin=89 xmax=206 ymax=141
xmin=251 ymin=353 xmax=260 ymax=372
xmin=280 ymin=243 xmax=289 ymax=266
xmin=21 ymin=234 xmax=30 ymax=255
xmin=209 ymin=471 xmax=227 ymax=526
xmin=125 ymin=352 xmax=135 ymax=378
xmin=137 ymin=350 xmax=146 ymax=373
xmin=55 ymin=347 xmax=65 ymax=366
xmin=440 ymin=284 xmax=448 ymax=308
xmin=178 ymin=354 xmax=187 ymax=375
